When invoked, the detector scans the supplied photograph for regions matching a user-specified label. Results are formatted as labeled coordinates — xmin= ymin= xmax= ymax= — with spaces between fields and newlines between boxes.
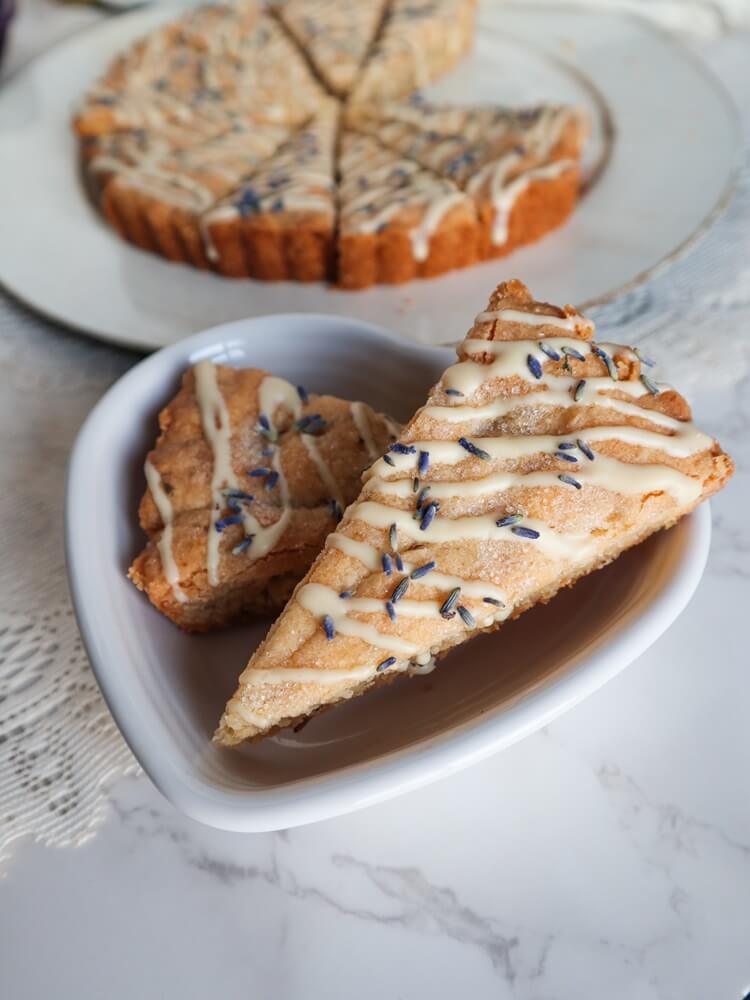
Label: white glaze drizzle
xmin=194 ymin=360 xmax=236 ymax=585
xmin=193 ymin=364 xmax=354 ymax=581
xmin=489 ymin=159 xmax=575 ymax=245
xmin=350 ymin=401 xmax=379 ymax=460
xmin=474 ymin=309 xmax=591 ymax=331
xmin=339 ymin=132 xmax=471 ymax=261
xmin=144 ymin=459 xmax=187 ymax=603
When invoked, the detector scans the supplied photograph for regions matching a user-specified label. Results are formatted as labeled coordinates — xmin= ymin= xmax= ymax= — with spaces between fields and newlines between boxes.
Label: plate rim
xmin=0 ymin=2 xmax=742 ymax=350
xmin=65 ymin=313 xmax=712 ymax=831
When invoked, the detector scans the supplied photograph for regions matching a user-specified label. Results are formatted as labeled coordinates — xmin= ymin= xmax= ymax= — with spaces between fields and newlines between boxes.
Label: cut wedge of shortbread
xmin=271 ymin=0 xmax=388 ymax=98
xmin=215 ymin=279 xmax=733 ymax=745
xmin=348 ymin=99 xmax=588 ymax=257
xmin=129 ymin=362 xmax=398 ymax=631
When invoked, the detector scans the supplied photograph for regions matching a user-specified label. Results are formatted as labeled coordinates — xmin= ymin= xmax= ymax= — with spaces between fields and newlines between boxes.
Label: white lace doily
xmin=0 ymin=5 xmax=748 ymax=872
xmin=0 ymin=304 xmax=140 ymax=870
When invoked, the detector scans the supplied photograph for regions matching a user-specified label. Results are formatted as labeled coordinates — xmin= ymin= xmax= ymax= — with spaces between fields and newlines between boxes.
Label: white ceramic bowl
xmin=65 ymin=315 xmax=711 ymax=832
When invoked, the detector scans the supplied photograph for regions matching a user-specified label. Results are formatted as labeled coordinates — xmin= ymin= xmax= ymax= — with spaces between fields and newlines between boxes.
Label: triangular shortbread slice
xmin=88 ymin=117 xmax=295 ymax=268
xmin=349 ymin=0 xmax=476 ymax=105
xmin=215 ymin=279 xmax=733 ymax=744
xmin=129 ymin=362 xmax=398 ymax=631
xmin=271 ymin=0 xmax=388 ymax=97
xmin=337 ymin=131 xmax=479 ymax=288
xmin=74 ymin=6 xmax=323 ymax=139
xmin=348 ymin=99 xmax=588 ymax=256
xmin=201 ymin=100 xmax=339 ymax=280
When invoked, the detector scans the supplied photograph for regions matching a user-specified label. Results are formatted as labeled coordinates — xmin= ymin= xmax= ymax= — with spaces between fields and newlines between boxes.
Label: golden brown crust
xmin=129 ymin=365 xmax=398 ymax=630
xmin=337 ymin=214 xmax=479 ymax=289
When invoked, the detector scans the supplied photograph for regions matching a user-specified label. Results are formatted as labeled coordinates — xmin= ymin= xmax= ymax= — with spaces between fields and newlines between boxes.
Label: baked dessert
xmin=74 ymin=4 xmax=323 ymax=138
xmin=337 ymin=131 xmax=479 ymax=288
xmin=90 ymin=118 xmax=294 ymax=268
xmin=347 ymin=99 xmax=588 ymax=258
xmin=215 ymin=280 xmax=733 ymax=744
xmin=202 ymin=100 xmax=339 ymax=280
xmin=75 ymin=0 xmax=588 ymax=286
xmin=270 ymin=0 xmax=388 ymax=98
xmin=349 ymin=0 xmax=477 ymax=105
xmin=129 ymin=361 xmax=398 ymax=631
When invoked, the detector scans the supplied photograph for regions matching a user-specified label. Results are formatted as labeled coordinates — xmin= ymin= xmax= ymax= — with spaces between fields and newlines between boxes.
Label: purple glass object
xmin=0 ymin=0 xmax=15 ymax=67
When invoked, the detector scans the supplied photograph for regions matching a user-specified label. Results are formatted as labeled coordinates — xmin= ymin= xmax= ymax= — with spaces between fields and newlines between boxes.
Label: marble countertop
xmin=1 ymin=6 xmax=749 ymax=999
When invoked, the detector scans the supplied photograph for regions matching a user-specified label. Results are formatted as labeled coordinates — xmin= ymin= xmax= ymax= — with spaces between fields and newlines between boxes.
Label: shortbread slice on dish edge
xmin=270 ymin=0 xmax=388 ymax=98
xmin=349 ymin=0 xmax=477 ymax=105
xmin=88 ymin=117 xmax=296 ymax=268
xmin=201 ymin=100 xmax=339 ymax=281
xmin=129 ymin=362 xmax=398 ymax=632
xmin=348 ymin=99 xmax=588 ymax=259
xmin=336 ymin=130 xmax=479 ymax=288
xmin=215 ymin=279 xmax=733 ymax=745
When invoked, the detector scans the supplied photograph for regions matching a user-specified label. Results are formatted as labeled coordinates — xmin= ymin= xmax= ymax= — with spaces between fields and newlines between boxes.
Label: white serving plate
xmin=66 ymin=314 xmax=711 ymax=831
xmin=0 ymin=3 xmax=740 ymax=350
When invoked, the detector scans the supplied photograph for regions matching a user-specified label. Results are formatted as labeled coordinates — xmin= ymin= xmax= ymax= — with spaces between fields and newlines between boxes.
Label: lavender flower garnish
xmin=458 ymin=437 xmax=490 ymax=460
xmin=297 ymin=384 xmax=309 ymax=403
xmin=391 ymin=578 xmax=410 ymax=603
xmin=577 ymin=439 xmax=595 ymax=461
xmin=511 ymin=525 xmax=540 ymax=540
xmin=561 ymin=345 xmax=585 ymax=362
xmin=377 ymin=657 xmax=396 ymax=672
xmin=457 ymin=605 xmax=476 ymax=628
xmin=416 ymin=486 xmax=431 ymax=510
xmin=539 ymin=342 xmax=561 ymax=361
xmin=558 ymin=473 xmax=582 ymax=489
xmin=295 ymin=413 xmax=327 ymax=435
xmin=385 ymin=601 xmax=397 ymax=621
xmin=555 ymin=451 xmax=578 ymax=463
xmin=593 ymin=345 xmax=618 ymax=381
xmin=574 ymin=379 xmax=586 ymax=402
xmin=420 ymin=501 xmax=439 ymax=531
xmin=322 ymin=615 xmax=335 ymax=640
xmin=483 ymin=596 xmax=504 ymax=607
xmin=640 ymin=373 xmax=659 ymax=396
xmin=496 ymin=514 xmax=522 ymax=528
xmin=223 ymin=488 xmax=255 ymax=502
xmin=527 ymin=354 xmax=543 ymax=380
xmin=215 ymin=514 xmax=243 ymax=532
xmin=382 ymin=553 xmax=393 ymax=576
xmin=410 ymin=561 xmax=436 ymax=580
xmin=440 ymin=587 xmax=461 ymax=618
xmin=418 ymin=450 xmax=430 ymax=477
xmin=232 ymin=536 xmax=254 ymax=555
xmin=389 ymin=442 xmax=417 ymax=455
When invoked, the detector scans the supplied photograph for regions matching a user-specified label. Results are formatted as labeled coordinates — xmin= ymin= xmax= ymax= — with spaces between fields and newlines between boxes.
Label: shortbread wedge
xmin=337 ymin=130 xmax=479 ymax=287
xmin=202 ymin=100 xmax=339 ymax=280
xmin=349 ymin=0 xmax=476 ymax=105
xmin=129 ymin=362 xmax=398 ymax=631
xmin=348 ymin=99 xmax=587 ymax=257
xmin=271 ymin=0 xmax=388 ymax=97
xmin=216 ymin=279 xmax=733 ymax=744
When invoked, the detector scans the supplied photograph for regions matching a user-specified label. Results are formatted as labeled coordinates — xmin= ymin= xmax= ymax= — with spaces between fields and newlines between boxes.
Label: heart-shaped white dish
xmin=65 ymin=314 xmax=711 ymax=831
